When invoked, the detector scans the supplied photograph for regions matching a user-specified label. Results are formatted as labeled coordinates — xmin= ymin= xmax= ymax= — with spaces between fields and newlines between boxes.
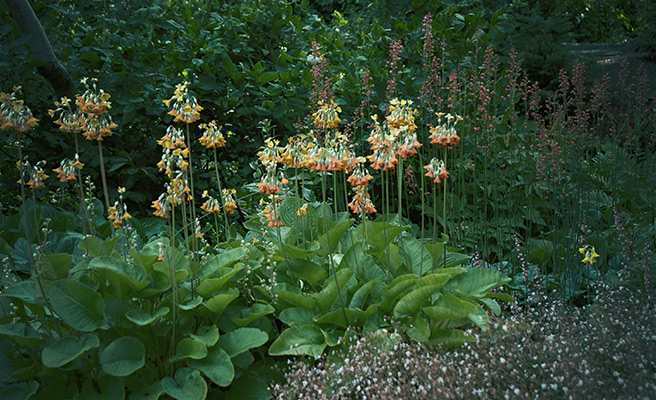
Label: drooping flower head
xmin=429 ymin=112 xmax=462 ymax=146
xmin=163 ymin=81 xmax=203 ymax=124
xmin=0 ymin=87 xmax=39 ymax=132
xmin=76 ymin=78 xmax=118 ymax=141
xmin=198 ymin=120 xmax=226 ymax=149
xmin=53 ymin=154 xmax=84 ymax=182
xmin=423 ymin=158 xmax=448 ymax=184
xmin=48 ymin=97 xmax=86 ymax=134
xmin=579 ymin=245 xmax=600 ymax=266
xmin=312 ymin=100 xmax=341 ymax=130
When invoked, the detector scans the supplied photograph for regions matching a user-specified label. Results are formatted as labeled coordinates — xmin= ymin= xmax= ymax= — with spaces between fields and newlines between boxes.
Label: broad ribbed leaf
xmin=399 ymin=236 xmax=433 ymax=276
xmin=161 ymin=368 xmax=207 ymax=400
xmin=277 ymin=259 xmax=327 ymax=288
xmin=197 ymin=266 xmax=243 ymax=298
xmin=99 ymin=336 xmax=145 ymax=377
xmin=50 ymin=279 xmax=105 ymax=332
xmin=217 ymin=327 xmax=268 ymax=357
xmin=278 ymin=307 xmax=315 ymax=327
xmin=268 ymin=325 xmax=326 ymax=357
xmin=315 ymin=268 xmax=353 ymax=311
xmin=189 ymin=346 xmax=234 ymax=387
xmin=190 ymin=325 xmax=219 ymax=347
xmin=42 ymin=334 xmax=99 ymax=368
xmin=230 ymin=303 xmax=275 ymax=327
xmin=204 ymin=288 xmax=239 ymax=315
xmin=125 ymin=307 xmax=169 ymax=326
xmin=393 ymin=284 xmax=443 ymax=318
xmin=422 ymin=295 xmax=478 ymax=322
xmin=174 ymin=338 xmax=208 ymax=360
xmin=443 ymin=268 xmax=511 ymax=298
xmin=198 ymin=248 xmax=245 ymax=279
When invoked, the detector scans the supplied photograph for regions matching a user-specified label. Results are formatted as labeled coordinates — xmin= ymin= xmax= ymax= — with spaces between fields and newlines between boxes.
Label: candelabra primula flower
xmin=221 ymin=188 xmax=238 ymax=214
xmin=348 ymin=185 xmax=377 ymax=215
xmin=312 ymin=100 xmax=341 ymax=130
xmin=76 ymin=78 xmax=112 ymax=115
xmin=281 ymin=134 xmax=312 ymax=168
xmin=198 ymin=121 xmax=226 ymax=149
xmin=48 ymin=97 xmax=86 ymax=134
xmin=107 ymin=202 xmax=132 ymax=229
xmin=297 ymin=203 xmax=308 ymax=217
xmin=17 ymin=159 xmax=49 ymax=189
xmin=0 ymin=87 xmax=39 ymax=132
xmin=200 ymin=190 xmax=222 ymax=214
xmin=424 ymin=158 xmax=448 ymax=184
xmin=347 ymin=161 xmax=374 ymax=187
xmin=579 ymin=245 xmax=600 ymax=265
xmin=158 ymin=126 xmax=187 ymax=150
xmin=429 ymin=112 xmax=462 ymax=147
xmin=53 ymin=155 xmax=84 ymax=182
xmin=163 ymin=81 xmax=203 ymax=124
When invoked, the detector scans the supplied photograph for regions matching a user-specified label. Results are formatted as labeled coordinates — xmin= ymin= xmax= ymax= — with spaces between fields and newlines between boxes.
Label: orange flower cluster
xmin=157 ymin=126 xmax=189 ymax=176
xmin=221 ymin=188 xmax=238 ymax=214
xmin=429 ymin=112 xmax=462 ymax=146
xmin=48 ymin=97 xmax=85 ymax=134
xmin=366 ymin=98 xmax=421 ymax=170
xmin=261 ymin=196 xmax=283 ymax=227
xmin=424 ymin=158 xmax=449 ymax=184
xmin=163 ymin=81 xmax=203 ymax=124
xmin=53 ymin=154 xmax=84 ymax=182
xmin=0 ymin=87 xmax=39 ymax=132
xmin=17 ymin=159 xmax=49 ymax=189
xmin=107 ymin=191 xmax=132 ymax=229
xmin=200 ymin=190 xmax=222 ymax=214
xmin=76 ymin=78 xmax=118 ymax=141
xmin=198 ymin=120 xmax=226 ymax=149
xmin=280 ymin=134 xmax=312 ymax=169
xmin=257 ymin=138 xmax=290 ymax=194
xmin=388 ymin=99 xmax=421 ymax=158
xmin=347 ymin=158 xmax=377 ymax=215
xmin=312 ymin=100 xmax=341 ymax=130
xmin=305 ymin=131 xmax=357 ymax=172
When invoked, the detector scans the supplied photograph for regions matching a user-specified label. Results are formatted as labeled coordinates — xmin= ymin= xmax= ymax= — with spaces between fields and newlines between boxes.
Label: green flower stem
xmin=17 ymin=131 xmax=63 ymax=337
xmin=322 ymin=171 xmax=349 ymax=326
xmin=97 ymin=140 xmax=114 ymax=236
xmin=213 ymin=148 xmax=230 ymax=242
xmin=398 ymin=157 xmax=403 ymax=225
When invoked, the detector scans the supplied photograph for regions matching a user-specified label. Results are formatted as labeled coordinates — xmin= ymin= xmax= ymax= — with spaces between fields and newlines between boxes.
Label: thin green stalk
xmin=213 ymin=148 xmax=230 ymax=242
xmin=185 ymin=123 xmax=200 ymax=290
xmin=432 ymin=182 xmax=437 ymax=271
xmin=97 ymin=140 xmax=114 ymax=236
xmin=322 ymin=171 xmax=349 ymax=326
xmin=398 ymin=158 xmax=403 ymax=224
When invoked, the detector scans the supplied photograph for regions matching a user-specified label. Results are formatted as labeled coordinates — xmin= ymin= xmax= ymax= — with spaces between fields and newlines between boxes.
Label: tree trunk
xmin=3 ymin=0 xmax=75 ymax=99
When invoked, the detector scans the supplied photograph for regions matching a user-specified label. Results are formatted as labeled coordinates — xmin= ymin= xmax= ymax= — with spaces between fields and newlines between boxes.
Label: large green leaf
xmin=197 ymin=266 xmax=243 ymax=298
xmin=314 ymin=268 xmax=353 ymax=312
xmin=198 ymin=248 xmax=246 ymax=279
xmin=230 ymin=303 xmax=275 ymax=327
xmin=204 ymin=288 xmax=239 ymax=315
xmin=190 ymin=325 xmax=220 ymax=347
xmin=42 ymin=334 xmax=99 ymax=368
xmin=1 ymin=280 xmax=37 ymax=304
xmin=341 ymin=242 xmax=387 ymax=284
xmin=0 ymin=381 xmax=39 ymax=400
xmin=349 ymin=279 xmax=381 ymax=309
xmin=277 ymin=259 xmax=327 ymax=288
xmin=79 ymin=236 xmax=120 ymax=257
xmin=174 ymin=338 xmax=208 ymax=361
xmin=378 ymin=274 xmax=418 ymax=312
xmin=278 ymin=307 xmax=315 ymax=327
xmin=353 ymin=221 xmax=403 ymax=254
xmin=393 ymin=283 xmax=445 ymax=319
xmin=217 ymin=327 xmax=268 ymax=357
xmin=422 ymin=295 xmax=479 ymax=323
xmin=99 ymin=336 xmax=145 ymax=377
xmin=161 ymin=368 xmax=207 ymax=400
xmin=268 ymin=325 xmax=326 ymax=357
xmin=49 ymin=279 xmax=105 ymax=332
xmin=442 ymin=268 xmax=511 ymax=298
xmin=278 ymin=197 xmax=318 ymax=240
xmin=125 ymin=307 xmax=169 ymax=326
xmin=399 ymin=236 xmax=433 ymax=276
xmin=318 ymin=219 xmax=352 ymax=253
xmin=189 ymin=346 xmax=234 ymax=387
xmin=40 ymin=253 xmax=73 ymax=280
xmin=275 ymin=287 xmax=316 ymax=310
